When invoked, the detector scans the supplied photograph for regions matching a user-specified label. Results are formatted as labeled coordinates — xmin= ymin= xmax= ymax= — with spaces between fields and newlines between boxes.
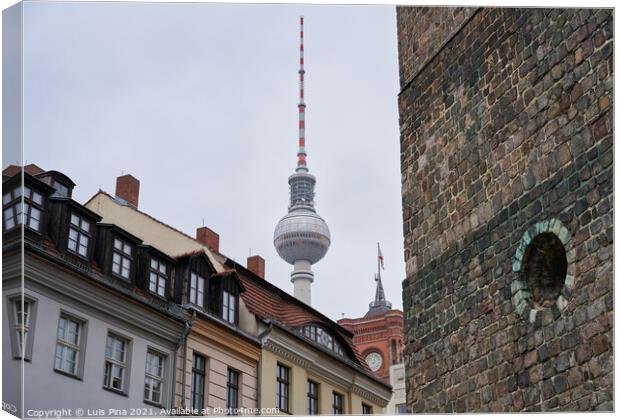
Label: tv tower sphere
xmin=273 ymin=181 xmax=331 ymax=265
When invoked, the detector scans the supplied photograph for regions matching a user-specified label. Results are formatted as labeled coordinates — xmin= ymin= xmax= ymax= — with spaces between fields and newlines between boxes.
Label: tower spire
xmin=297 ymin=16 xmax=307 ymax=172
xmin=366 ymin=243 xmax=392 ymax=316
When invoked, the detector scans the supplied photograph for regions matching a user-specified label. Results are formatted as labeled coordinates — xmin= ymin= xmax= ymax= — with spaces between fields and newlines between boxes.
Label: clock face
xmin=365 ymin=352 xmax=383 ymax=372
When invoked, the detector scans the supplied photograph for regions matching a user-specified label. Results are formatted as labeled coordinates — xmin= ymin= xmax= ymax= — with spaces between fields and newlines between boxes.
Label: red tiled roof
xmin=235 ymin=265 xmax=371 ymax=372
xmin=3 ymin=164 xmax=46 ymax=178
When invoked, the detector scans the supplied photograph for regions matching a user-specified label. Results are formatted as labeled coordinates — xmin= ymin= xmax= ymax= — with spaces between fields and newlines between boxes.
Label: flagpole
xmin=377 ymin=242 xmax=381 ymax=282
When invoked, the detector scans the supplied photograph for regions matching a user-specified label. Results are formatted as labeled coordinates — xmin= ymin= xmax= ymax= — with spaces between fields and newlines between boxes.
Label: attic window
xmin=298 ymin=324 xmax=345 ymax=357
xmin=52 ymin=180 xmax=69 ymax=198
xmin=112 ymin=238 xmax=132 ymax=279
xmin=189 ymin=272 xmax=206 ymax=307
xmin=68 ymin=213 xmax=91 ymax=257
xmin=149 ymin=258 xmax=168 ymax=297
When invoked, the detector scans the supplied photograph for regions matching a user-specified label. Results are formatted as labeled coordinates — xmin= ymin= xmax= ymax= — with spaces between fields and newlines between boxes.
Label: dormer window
xmin=2 ymin=186 xmax=43 ymax=232
xmin=112 ymin=238 xmax=132 ymax=279
xmin=52 ymin=180 xmax=69 ymax=198
xmin=298 ymin=324 xmax=346 ymax=357
xmin=23 ymin=186 xmax=43 ymax=231
xmin=208 ymin=271 xmax=243 ymax=325
xmin=68 ymin=213 xmax=91 ymax=257
xmin=149 ymin=258 xmax=167 ymax=297
xmin=3 ymin=187 xmax=22 ymax=231
xmin=222 ymin=290 xmax=236 ymax=323
xmin=189 ymin=272 xmax=206 ymax=307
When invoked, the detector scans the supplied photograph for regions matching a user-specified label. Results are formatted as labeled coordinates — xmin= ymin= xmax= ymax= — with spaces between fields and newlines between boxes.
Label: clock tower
xmin=337 ymin=248 xmax=407 ymax=414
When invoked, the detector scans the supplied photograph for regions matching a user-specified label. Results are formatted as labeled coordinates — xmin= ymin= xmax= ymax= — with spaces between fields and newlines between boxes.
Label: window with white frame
xmin=23 ymin=186 xmax=43 ymax=231
xmin=222 ymin=290 xmax=236 ymax=324
xmin=112 ymin=238 xmax=132 ymax=279
xmin=104 ymin=334 xmax=128 ymax=392
xmin=68 ymin=213 xmax=91 ymax=257
xmin=189 ymin=272 xmax=206 ymax=307
xmin=144 ymin=350 xmax=165 ymax=405
xmin=298 ymin=324 xmax=346 ymax=357
xmin=2 ymin=185 xmax=43 ymax=232
xmin=2 ymin=186 xmax=21 ymax=231
xmin=149 ymin=258 xmax=167 ymax=297
xmin=54 ymin=315 xmax=82 ymax=376
xmin=8 ymin=296 xmax=37 ymax=360
xmin=15 ymin=300 xmax=31 ymax=358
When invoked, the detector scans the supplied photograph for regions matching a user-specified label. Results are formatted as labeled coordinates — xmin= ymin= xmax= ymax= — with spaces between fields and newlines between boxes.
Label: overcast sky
xmin=5 ymin=0 xmax=403 ymax=320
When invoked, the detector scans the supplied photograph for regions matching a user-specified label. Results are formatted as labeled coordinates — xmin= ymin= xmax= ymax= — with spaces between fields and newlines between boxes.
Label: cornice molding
xmin=22 ymin=252 xmax=184 ymax=345
xmin=263 ymin=334 xmax=391 ymax=405
xmin=191 ymin=319 xmax=261 ymax=361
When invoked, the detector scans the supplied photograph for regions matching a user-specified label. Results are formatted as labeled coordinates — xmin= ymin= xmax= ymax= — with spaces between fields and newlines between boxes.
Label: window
xmin=191 ymin=354 xmax=206 ymax=410
xmin=227 ymin=368 xmax=239 ymax=413
xmin=112 ymin=238 xmax=132 ymax=279
xmin=7 ymin=296 xmax=37 ymax=360
xmin=332 ymin=392 xmax=343 ymax=415
xmin=104 ymin=334 xmax=128 ymax=392
xmin=307 ymin=380 xmax=319 ymax=415
xmin=276 ymin=364 xmax=290 ymax=413
xmin=55 ymin=315 xmax=82 ymax=376
xmin=149 ymin=258 xmax=167 ymax=297
xmin=298 ymin=324 xmax=345 ymax=357
xmin=362 ymin=404 xmax=372 ymax=415
xmin=396 ymin=403 xmax=408 ymax=414
xmin=144 ymin=350 xmax=165 ymax=405
xmin=3 ymin=202 xmax=19 ymax=231
xmin=189 ymin=272 xmax=206 ymax=307
xmin=52 ymin=180 xmax=69 ymax=198
xmin=523 ymin=232 xmax=568 ymax=307
xmin=222 ymin=290 xmax=236 ymax=323
xmin=3 ymin=186 xmax=43 ymax=232
xmin=23 ymin=203 xmax=42 ymax=231
xmin=68 ymin=213 xmax=91 ymax=257
xmin=2 ymin=186 xmax=21 ymax=231
xmin=15 ymin=300 xmax=31 ymax=358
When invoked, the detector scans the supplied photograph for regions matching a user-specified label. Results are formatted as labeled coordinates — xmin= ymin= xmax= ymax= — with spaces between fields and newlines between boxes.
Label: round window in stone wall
xmin=522 ymin=232 xmax=568 ymax=307
xmin=512 ymin=219 xmax=576 ymax=324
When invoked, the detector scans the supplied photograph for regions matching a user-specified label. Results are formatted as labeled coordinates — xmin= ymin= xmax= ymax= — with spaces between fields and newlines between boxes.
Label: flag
xmin=378 ymin=243 xmax=384 ymax=270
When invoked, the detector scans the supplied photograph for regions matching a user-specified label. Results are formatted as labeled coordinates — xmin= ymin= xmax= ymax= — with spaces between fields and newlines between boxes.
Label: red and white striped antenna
xmin=297 ymin=16 xmax=307 ymax=171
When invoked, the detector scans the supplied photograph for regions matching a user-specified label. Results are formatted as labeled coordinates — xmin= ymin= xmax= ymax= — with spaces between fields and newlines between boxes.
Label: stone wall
xmin=397 ymin=8 xmax=613 ymax=412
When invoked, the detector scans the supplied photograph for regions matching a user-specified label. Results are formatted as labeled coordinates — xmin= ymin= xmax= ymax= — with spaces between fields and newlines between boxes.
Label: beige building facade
xmin=259 ymin=325 xmax=390 ymax=415
xmin=85 ymin=176 xmax=391 ymax=415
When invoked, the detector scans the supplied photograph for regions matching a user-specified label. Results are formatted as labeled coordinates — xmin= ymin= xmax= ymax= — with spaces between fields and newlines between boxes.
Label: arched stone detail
xmin=511 ymin=218 xmax=575 ymax=324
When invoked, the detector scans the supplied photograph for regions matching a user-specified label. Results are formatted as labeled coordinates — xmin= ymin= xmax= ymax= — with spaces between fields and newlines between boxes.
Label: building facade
xmin=338 ymin=268 xmax=407 ymax=414
xmin=85 ymin=184 xmax=262 ymax=415
xmin=85 ymin=174 xmax=392 ymax=415
xmin=2 ymin=166 xmax=185 ymax=418
xmin=230 ymin=260 xmax=391 ymax=415
xmin=397 ymin=7 xmax=613 ymax=412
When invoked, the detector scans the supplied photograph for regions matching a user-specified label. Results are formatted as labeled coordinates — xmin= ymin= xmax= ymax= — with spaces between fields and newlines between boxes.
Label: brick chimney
xmin=115 ymin=174 xmax=140 ymax=208
xmin=247 ymin=255 xmax=265 ymax=278
xmin=196 ymin=227 xmax=219 ymax=253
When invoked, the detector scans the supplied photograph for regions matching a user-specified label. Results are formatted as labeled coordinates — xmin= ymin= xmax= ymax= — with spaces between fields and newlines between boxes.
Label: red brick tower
xmin=337 ymin=244 xmax=405 ymax=383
